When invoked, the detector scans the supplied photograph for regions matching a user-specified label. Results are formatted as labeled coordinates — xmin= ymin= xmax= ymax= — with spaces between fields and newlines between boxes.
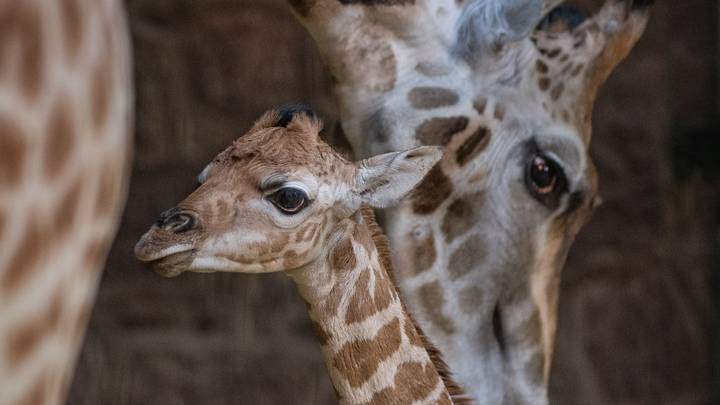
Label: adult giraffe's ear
xmin=455 ymin=0 xmax=544 ymax=59
xmin=354 ymin=146 xmax=443 ymax=208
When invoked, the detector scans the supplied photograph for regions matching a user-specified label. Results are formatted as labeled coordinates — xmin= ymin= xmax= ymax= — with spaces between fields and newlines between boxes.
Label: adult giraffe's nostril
xmin=157 ymin=207 xmax=197 ymax=233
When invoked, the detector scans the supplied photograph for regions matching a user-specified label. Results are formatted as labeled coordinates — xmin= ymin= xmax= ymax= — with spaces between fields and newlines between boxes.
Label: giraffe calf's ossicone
xmin=134 ymin=108 xmax=466 ymax=404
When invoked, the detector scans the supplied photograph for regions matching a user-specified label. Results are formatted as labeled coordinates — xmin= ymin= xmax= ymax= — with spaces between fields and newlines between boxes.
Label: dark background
xmin=68 ymin=1 xmax=720 ymax=404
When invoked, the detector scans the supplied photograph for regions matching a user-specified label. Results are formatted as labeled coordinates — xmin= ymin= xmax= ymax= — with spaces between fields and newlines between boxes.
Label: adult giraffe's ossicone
xmin=288 ymin=0 xmax=652 ymax=402
xmin=0 ymin=1 xmax=132 ymax=404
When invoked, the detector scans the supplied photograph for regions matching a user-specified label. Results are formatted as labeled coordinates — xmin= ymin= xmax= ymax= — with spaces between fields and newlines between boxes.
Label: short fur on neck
xmin=359 ymin=206 xmax=472 ymax=404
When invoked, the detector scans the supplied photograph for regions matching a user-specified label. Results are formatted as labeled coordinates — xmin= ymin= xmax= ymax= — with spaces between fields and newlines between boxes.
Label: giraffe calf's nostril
xmin=167 ymin=214 xmax=195 ymax=233
xmin=157 ymin=208 xmax=196 ymax=233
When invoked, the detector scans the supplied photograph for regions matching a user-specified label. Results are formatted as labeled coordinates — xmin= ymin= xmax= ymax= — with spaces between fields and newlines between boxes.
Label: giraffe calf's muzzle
xmin=134 ymin=208 xmax=201 ymax=277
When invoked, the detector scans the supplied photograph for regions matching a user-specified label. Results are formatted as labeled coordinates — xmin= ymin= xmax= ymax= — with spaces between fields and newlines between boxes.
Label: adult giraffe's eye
xmin=269 ymin=187 xmax=309 ymax=215
xmin=525 ymin=154 xmax=568 ymax=207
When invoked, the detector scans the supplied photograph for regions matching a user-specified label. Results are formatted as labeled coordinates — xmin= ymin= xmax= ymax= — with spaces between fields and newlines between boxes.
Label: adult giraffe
xmin=0 ymin=1 xmax=132 ymax=404
xmin=288 ymin=0 xmax=652 ymax=402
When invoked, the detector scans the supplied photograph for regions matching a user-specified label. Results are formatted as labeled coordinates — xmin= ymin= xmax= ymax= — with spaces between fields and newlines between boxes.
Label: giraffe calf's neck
xmin=290 ymin=208 xmax=454 ymax=405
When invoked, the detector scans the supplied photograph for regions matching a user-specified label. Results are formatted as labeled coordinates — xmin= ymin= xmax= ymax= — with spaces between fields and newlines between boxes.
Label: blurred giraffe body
xmin=0 ymin=1 xmax=132 ymax=404
xmin=289 ymin=0 xmax=652 ymax=402
xmin=135 ymin=108 xmax=475 ymax=404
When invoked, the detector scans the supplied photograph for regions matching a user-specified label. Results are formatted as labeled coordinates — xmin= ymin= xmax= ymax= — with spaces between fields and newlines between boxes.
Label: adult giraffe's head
xmin=134 ymin=106 xmax=442 ymax=278
xmin=289 ymin=0 xmax=652 ymax=402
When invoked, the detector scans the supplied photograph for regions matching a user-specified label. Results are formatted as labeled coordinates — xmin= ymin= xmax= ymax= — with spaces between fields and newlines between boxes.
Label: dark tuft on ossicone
xmin=276 ymin=103 xmax=316 ymax=127
xmin=630 ymin=0 xmax=655 ymax=11
xmin=537 ymin=4 xmax=586 ymax=31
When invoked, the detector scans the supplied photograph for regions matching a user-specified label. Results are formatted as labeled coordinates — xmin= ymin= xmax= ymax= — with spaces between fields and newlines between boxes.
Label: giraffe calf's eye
xmin=525 ymin=154 xmax=568 ymax=208
xmin=269 ymin=187 xmax=309 ymax=215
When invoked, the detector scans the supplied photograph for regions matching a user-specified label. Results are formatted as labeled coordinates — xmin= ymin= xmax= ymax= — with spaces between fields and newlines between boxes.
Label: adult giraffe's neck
xmin=288 ymin=208 xmax=464 ymax=405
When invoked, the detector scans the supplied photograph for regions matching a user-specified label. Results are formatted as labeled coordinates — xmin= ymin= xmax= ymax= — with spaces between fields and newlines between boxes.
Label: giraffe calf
xmin=135 ymin=106 xmax=470 ymax=404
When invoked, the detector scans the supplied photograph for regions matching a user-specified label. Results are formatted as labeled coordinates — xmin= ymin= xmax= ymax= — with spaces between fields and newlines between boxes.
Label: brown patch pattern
xmin=60 ymin=0 xmax=83 ymax=61
xmin=536 ymin=59 xmax=549 ymax=74
xmin=45 ymin=97 xmax=75 ymax=179
xmin=407 ymin=87 xmax=459 ymax=110
xmin=2 ymin=216 xmax=48 ymax=294
xmin=561 ymin=109 xmax=571 ymax=122
xmin=257 ymin=233 xmax=290 ymax=256
xmin=91 ymin=56 xmax=112 ymax=131
xmin=54 ymin=175 xmax=82 ymax=237
xmin=514 ymin=310 xmax=542 ymax=347
xmin=94 ymin=157 xmax=121 ymax=218
xmin=473 ymin=96 xmax=487 ymax=115
xmin=455 ymin=126 xmax=490 ymax=166
xmin=346 ymin=30 xmax=397 ymax=92
xmin=570 ymin=63 xmax=585 ymax=77
xmin=333 ymin=318 xmax=402 ymax=388
xmin=414 ymin=116 xmax=468 ymax=145
xmin=359 ymin=361 xmax=442 ymax=405
xmin=538 ymin=77 xmax=551 ymax=91
xmin=353 ymin=221 xmax=375 ymax=254
xmin=415 ymin=61 xmax=450 ymax=77
xmin=282 ymin=250 xmax=303 ymax=268
xmin=83 ymin=238 xmax=107 ymax=271
xmin=345 ymin=266 xmax=396 ymax=324
xmin=459 ymin=286 xmax=484 ymax=314
xmin=448 ymin=235 xmax=486 ymax=280
xmin=441 ymin=193 xmax=481 ymax=242
xmin=403 ymin=317 xmax=424 ymax=347
xmin=5 ymin=288 xmax=64 ymax=366
xmin=546 ymin=48 xmax=561 ymax=58
xmin=358 ymin=208 xmax=469 ymax=403
xmin=407 ymin=229 xmax=436 ymax=275
xmin=526 ymin=349 xmax=546 ymax=386
xmin=411 ymin=165 xmax=453 ymax=214
xmin=17 ymin=4 xmax=44 ymax=100
xmin=550 ymin=82 xmax=565 ymax=100
xmin=331 ymin=237 xmax=357 ymax=272
xmin=493 ymin=104 xmax=506 ymax=121
xmin=0 ymin=116 xmax=26 ymax=187
xmin=418 ymin=282 xmax=455 ymax=334
xmin=0 ymin=210 xmax=5 ymax=240
xmin=20 ymin=380 xmax=48 ymax=405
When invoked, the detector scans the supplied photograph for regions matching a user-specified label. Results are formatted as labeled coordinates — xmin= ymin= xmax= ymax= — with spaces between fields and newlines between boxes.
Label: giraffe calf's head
xmin=134 ymin=107 xmax=442 ymax=277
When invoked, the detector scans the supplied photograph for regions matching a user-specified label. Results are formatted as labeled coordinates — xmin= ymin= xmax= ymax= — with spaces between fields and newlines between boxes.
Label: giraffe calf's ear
xmin=354 ymin=146 xmax=443 ymax=208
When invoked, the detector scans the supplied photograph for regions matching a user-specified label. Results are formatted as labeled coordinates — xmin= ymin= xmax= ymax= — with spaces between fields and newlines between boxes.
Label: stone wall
xmin=68 ymin=1 xmax=717 ymax=404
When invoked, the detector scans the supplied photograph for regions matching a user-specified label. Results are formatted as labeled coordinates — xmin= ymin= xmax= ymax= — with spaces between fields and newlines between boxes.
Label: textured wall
xmin=550 ymin=1 xmax=717 ymax=404
xmin=68 ymin=1 xmax=717 ymax=404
